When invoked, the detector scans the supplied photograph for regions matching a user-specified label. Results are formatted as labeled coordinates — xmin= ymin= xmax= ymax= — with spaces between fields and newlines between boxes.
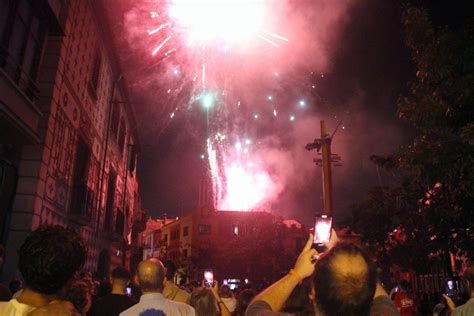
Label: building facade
xmin=0 ymin=0 xmax=141 ymax=281
xmin=145 ymin=206 xmax=307 ymax=284
xmin=142 ymin=217 xmax=176 ymax=260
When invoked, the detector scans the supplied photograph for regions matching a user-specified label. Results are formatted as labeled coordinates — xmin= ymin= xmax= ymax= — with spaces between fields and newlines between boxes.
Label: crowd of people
xmin=0 ymin=225 xmax=472 ymax=316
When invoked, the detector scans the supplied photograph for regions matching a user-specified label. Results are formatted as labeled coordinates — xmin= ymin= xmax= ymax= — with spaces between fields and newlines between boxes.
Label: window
xmin=118 ymin=117 xmax=126 ymax=153
xmin=89 ymin=48 xmax=102 ymax=98
xmin=233 ymin=224 xmax=239 ymax=236
xmin=0 ymin=0 xmax=46 ymax=100
xmin=198 ymin=224 xmax=211 ymax=235
xmin=70 ymin=138 xmax=92 ymax=217
xmin=183 ymin=226 xmax=189 ymax=237
xmin=110 ymin=102 xmax=120 ymax=139
xmin=115 ymin=208 xmax=125 ymax=236
xmin=170 ymin=229 xmax=180 ymax=240
xmin=104 ymin=170 xmax=117 ymax=231
xmin=128 ymin=145 xmax=136 ymax=174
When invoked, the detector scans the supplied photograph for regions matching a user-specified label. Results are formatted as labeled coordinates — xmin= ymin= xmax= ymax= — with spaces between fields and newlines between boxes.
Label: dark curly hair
xmin=111 ymin=266 xmax=131 ymax=282
xmin=18 ymin=225 xmax=86 ymax=294
xmin=62 ymin=280 xmax=91 ymax=314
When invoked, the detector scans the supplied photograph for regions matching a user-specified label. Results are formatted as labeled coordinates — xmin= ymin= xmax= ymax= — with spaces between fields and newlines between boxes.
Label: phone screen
xmin=126 ymin=287 xmax=132 ymax=296
xmin=313 ymin=215 xmax=332 ymax=244
xmin=204 ymin=270 xmax=214 ymax=286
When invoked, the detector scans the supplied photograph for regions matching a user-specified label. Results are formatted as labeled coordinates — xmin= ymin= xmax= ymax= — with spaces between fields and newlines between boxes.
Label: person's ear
xmin=309 ymin=284 xmax=316 ymax=301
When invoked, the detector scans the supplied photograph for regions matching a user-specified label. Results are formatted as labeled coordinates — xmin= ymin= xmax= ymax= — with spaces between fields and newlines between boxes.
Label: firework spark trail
xmin=147 ymin=22 xmax=170 ymax=35
xmin=207 ymin=138 xmax=223 ymax=205
xmin=152 ymin=34 xmax=172 ymax=55
xmin=263 ymin=30 xmax=289 ymax=42
xmin=141 ymin=0 xmax=341 ymax=212
xmin=124 ymin=0 xmax=355 ymax=214
xmin=257 ymin=34 xmax=279 ymax=47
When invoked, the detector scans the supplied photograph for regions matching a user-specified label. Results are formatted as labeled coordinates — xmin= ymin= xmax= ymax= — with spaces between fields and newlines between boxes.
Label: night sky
xmin=108 ymin=0 xmax=421 ymax=226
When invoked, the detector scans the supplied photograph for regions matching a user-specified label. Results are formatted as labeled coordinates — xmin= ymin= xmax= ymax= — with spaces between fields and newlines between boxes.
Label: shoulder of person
xmin=246 ymin=300 xmax=289 ymax=316
xmin=370 ymin=296 xmax=400 ymax=316
xmin=453 ymin=298 xmax=474 ymax=316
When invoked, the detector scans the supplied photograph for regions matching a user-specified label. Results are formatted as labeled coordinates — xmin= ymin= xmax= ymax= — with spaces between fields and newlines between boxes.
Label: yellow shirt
xmin=163 ymin=282 xmax=191 ymax=304
xmin=0 ymin=299 xmax=36 ymax=316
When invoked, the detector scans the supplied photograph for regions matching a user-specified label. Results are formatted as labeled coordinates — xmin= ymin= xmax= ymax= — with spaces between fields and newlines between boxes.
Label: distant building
xmin=0 ymin=0 xmax=141 ymax=281
xmin=142 ymin=217 xmax=176 ymax=260
xmin=145 ymin=206 xmax=307 ymax=284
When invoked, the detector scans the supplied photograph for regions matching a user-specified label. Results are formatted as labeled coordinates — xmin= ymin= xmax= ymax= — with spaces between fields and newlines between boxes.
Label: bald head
xmin=137 ymin=259 xmax=166 ymax=292
xmin=313 ymin=243 xmax=376 ymax=316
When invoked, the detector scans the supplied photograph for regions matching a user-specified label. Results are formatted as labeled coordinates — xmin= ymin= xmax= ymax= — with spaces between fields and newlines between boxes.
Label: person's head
xmin=62 ymin=280 xmax=92 ymax=315
xmin=312 ymin=242 xmax=377 ymax=316
xmin=0 ymin=284 xmax=11 ymax=301
xmin=163 ymin=260 xmax=176 ymax=282
xmin=235 ymin=289 xmax=256 ymax=316
xmin=18 ymin=225 xmax=86 ymax=295
xmin=399 ymin=279 xmax=411 ymax=292
xmin=137 ymin=259 xmax=166 ymax=293
xmin=82 ymin=272 xmax=93 ymax=282
xmin=0 ymin=244 xmax=4 ymax=267
xmin=111 ymin=266 xmax=131 ymax=290
xmin=465 ymin=262 xmax=474 ymax=297
xmin=219 ymin=284 xmax=232 ymax=298
xmin=189 ymin=287 xmax=219 ymax=316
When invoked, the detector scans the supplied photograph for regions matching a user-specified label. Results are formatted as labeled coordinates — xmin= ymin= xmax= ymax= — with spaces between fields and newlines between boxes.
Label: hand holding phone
xmin=204 ymin=270 xmax=214 ymax=287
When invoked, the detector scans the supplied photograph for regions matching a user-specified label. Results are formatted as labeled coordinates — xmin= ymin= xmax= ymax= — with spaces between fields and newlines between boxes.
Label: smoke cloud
xmin=106 ymin=0 xmax=410 ymax=225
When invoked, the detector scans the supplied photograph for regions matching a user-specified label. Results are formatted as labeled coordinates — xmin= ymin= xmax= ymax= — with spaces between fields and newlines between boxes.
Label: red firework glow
xmin=207 ymin=138 xmax=280 ymax=211
xmin=126 ymin=0 xmax=351 ymax=213
xmin=146 ymin=0 xmax=290 ymax=211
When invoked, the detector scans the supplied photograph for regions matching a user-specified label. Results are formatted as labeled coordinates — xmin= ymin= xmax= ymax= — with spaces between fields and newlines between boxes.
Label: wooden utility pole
xmin=306 ymin=120 xmax=341 ymax=216
xmin=320 ymin=121 xmax=333 ymax=215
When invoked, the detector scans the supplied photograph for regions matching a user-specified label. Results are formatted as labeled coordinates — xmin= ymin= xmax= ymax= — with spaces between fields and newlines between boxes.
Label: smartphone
xmin=445 ymin=279 xmax=457 ymax=297
xmin=126 ymin=287 xmax=132 ymax=296
xmin=313 ymin=215 xmax=332 ymax=245
xmin=204 ymin=270 xmax=214 ymax=287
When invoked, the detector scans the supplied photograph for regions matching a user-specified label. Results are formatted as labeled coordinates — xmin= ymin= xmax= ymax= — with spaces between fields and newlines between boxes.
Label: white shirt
xmin=120 ymin=292 xmax=195 ymax=316
xmin=0 ymin=299 xmax=36 ymax=316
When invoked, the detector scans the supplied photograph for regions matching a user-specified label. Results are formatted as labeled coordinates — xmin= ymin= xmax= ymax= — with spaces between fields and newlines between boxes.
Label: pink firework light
xmin=148 ymin=1 xmax=289 ymax=211
xmin=148 ymin=0 xmax=288 ymax=57
xmin=207 ymin=137 xmax=280 ymax=211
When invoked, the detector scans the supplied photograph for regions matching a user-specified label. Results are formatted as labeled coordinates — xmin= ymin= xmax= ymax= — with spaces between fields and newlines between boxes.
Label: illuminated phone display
xmin=313 ymin=215 xmax=332 ymax=244
xmin=204 ymin=270 xmax=214 ymax=285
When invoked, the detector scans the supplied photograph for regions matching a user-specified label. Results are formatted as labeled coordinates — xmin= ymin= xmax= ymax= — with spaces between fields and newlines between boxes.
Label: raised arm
xmin=210 ymin=281 xmax=231 ymax=316
xmin=249 ymin=234 xmax=318 ymax=312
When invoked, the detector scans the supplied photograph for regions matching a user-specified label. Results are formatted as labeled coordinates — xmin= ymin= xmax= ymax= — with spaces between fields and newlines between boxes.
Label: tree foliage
xmin=350 ymin=6 xmax=474 ymax=272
